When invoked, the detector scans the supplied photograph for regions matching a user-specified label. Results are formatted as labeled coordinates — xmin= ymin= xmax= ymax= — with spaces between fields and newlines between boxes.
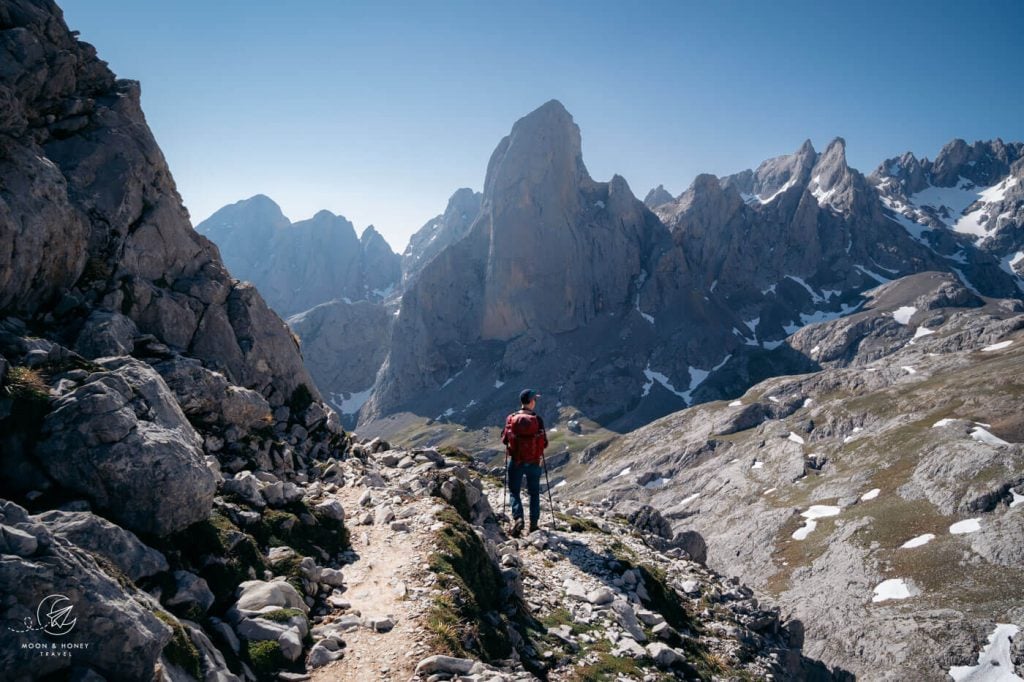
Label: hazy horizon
xmin=61 ymin=0 xmax=1024 ymax=254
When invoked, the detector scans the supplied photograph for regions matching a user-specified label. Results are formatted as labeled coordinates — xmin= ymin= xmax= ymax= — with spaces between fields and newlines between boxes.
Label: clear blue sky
xmin=61 ymin=0 xmax=1024 ymax=254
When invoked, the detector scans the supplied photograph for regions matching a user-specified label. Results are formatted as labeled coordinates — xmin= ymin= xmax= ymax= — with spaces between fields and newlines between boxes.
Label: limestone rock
xmin=0 ymin=501 xmax=171 ymax=680
xmin=34 ymin=509 xmax=169 ymax=581
xmin=36 ymin=357 xmax=215 ymax=537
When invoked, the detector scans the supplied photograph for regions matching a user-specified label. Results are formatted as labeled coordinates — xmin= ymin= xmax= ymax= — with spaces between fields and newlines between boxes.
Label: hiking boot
xmin=510 ymin=518 xmax=524 ymax=537
xmin=528 ymin=521 xmax=539 ymax=534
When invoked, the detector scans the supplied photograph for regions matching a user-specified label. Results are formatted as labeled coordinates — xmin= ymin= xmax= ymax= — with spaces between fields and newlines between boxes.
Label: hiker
xmin=502 ymin=388 xmax=548 ymax=536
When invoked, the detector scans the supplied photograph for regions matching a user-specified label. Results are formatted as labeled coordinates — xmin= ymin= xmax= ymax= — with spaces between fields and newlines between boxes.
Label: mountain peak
xmin=644 ymin=184 xmax=675 ymax=209
xmin=483 ymin=100 xmax=588 ymax=200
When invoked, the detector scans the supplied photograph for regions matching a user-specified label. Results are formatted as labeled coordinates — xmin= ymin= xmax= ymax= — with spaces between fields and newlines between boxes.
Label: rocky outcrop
xmin=287 ymin=299 xmax=393 ymax=426
xmin=196 ymin=197 xmax=402 ymax=316
xmin=36 ymin=357 xmax=216 ymax=537
xmin=571 ymin=272 xmax=1024 ymax=680
xmin=34 ymin=509 xmax=169 ymax=581
xmin=0 ymin=500 xmax=173 ymax=680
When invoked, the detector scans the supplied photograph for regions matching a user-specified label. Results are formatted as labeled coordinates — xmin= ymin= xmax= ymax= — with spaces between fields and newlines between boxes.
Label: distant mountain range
xmin=196 ymin=197 xmax=400 ymax=317
xmin=200 ymin=101 xmax=1023 ymax=433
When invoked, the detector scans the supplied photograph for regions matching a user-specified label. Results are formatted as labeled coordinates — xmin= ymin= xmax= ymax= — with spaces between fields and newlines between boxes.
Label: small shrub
xmin=4 ymin=366 xmax=49 ymax=402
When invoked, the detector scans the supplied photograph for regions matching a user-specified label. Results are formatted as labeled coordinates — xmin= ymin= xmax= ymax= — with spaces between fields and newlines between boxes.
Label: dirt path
xmin=310 ymin=487 xmax=440 ymax=681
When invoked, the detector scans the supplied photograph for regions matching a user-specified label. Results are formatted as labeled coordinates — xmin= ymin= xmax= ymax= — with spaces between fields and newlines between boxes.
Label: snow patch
xmin=901 ymin=534 xmax=935 ymax=549
xmin=758 ymin=176 xmax=798 ymax=204
xmin=981 ymin=340 xmax=1013 ymax=352
xmin=643 ymin=477 xmax=672 ymax=490
xmin=679 ymin=492 xmax=700 ymax=506
xmin=494 ymin=379 xmax=505 ymax=389
xmin=788 ymin=432 xmax=806 ymax=445
xmin=854 ymin=264 xmax=893 ymax=284
xmin=872 ymin=578 xmax=917 ymax=603
xmin=1010 ymin=489 xmax=1024 ymax=509
xmin=933 ymin=418 xmax=957 ymax=428
xmin=892 ymin=306 xmax=917 ymax=325
xmin=901 ymin=366 xmax=917 ymax=375
xmin=949 ymin=518 xmax=982 ymax=535
xmin=751 ymin=461 xmax=764 ymax=469
xmin=729 ymin=400 xmax=743 ymax=407
xmin=971 ymin=427 xmax=1010 ymax=446
xmin=792 ymin=520 xmax=817 ymax=540
xmin=860 ymin=488 xmax=880 ymax=501
xmin=615 ymin=467 xmax=632 ymax=478
xmin=913 ymin=326 xmax=935 ymax=339
xmin=329 ymin=387 xmax=374 ymax=415
xmin=641 ymin=365 xmax=686 ymax=402
xmin=803 ymin=505 xmax=841 ymax=519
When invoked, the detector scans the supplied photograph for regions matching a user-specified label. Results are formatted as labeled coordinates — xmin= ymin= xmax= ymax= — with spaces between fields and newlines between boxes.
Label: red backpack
xmin=505 ymin=411 xmax=544 ymax=464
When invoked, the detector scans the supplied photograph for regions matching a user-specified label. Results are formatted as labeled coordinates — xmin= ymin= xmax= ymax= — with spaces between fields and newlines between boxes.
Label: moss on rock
xmin=155 ymin=610 xmax=202 ymax=680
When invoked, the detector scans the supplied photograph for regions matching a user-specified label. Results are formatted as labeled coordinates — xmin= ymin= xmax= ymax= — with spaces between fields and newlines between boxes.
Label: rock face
xmin=37 ymin=357 xmax=216 ymax=537
xmin=572 ymin=272 xmax=1024 ymax=680
xmin=0 ymin=0 xmax=316 ymax=409
xmin=196 ymin=196 xmax=402 ymax=317
xmin=287 ymin=298 xmax=393 ymax=426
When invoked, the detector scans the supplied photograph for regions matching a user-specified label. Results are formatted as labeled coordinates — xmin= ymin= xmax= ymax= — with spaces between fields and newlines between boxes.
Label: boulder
xmin=181 ymin=618 xmax=243 ymax=682
xmin=669 ymin=530 xmax=708 ymax=565
xmin=74 ymin=311 xmax=139 ymax=359
xmin=233 ymin=580 xmax=308 ymax=617
xmin=165 ymin=570 xmax=215 ymax=615
xmin=646 ymin=642 xmax=685 ymax=668
xmin=314 ymin=499 xmax=345 ymax=522
xmin=610 ymin=599 xmax=647 ymax=642
xmin=222 ymin=471 xmax=266 ymax=509
xmin=34 ymin=509 xmax=169 ymax=581
xmin=414 ymin=655 xmax=476 ymax=676
xmin=152 ymin=355 xmax=271 ymax=429
xmin=36 ymin=358 xmax=216 ymax=537
xmin=307 ymin=640 xmax=344 ymax=668
xmin=0 ymin=501 xmax=171 ymax=680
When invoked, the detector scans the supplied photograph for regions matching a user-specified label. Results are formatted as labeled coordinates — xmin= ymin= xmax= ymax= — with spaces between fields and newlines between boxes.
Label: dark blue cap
xmin=519 ymin=388 xmax=541 ymax=404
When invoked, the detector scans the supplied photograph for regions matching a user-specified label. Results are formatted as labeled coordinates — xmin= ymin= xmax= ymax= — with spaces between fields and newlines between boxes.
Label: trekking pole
xmin=541 ymin=454 xmax=557 ymax=529
xmin=501 ymin=449 xmax=508 ymax=516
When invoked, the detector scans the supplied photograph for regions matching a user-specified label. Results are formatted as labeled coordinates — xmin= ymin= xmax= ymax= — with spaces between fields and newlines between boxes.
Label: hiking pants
xmin=508 ymin=460 xmax=542 ymax=525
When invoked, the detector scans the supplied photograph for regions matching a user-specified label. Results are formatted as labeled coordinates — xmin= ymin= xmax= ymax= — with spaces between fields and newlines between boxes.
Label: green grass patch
xmin=555 ymin=511 xmax=607 ymax=534
xmin=154 ymin=610 xmax=202 ymax=680
xmin=568 ymin=651 xmax=646 ymax=681
xmin=259 ymin=607 xmax=306 ymax=624
xmin=246 ymin=640 xmax=286 ymax=680
xmin=426 ymin=506 xmax=509 ymax=660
